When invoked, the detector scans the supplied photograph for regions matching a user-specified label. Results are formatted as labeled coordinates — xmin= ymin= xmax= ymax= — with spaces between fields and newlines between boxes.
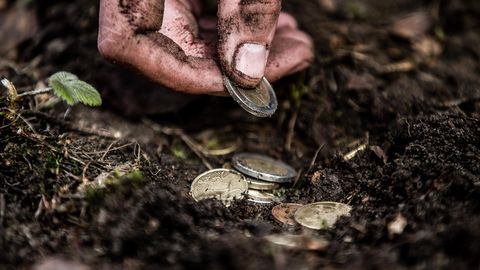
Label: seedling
xmin=289 ymin=73 xmax=310 ymax=109
xmin=2 ymin=71 xmax=102 ymax=119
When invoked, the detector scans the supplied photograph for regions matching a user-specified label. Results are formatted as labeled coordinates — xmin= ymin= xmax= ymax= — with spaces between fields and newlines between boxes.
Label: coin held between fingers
xmin=224 ymin=76 xmax=278 ymax=117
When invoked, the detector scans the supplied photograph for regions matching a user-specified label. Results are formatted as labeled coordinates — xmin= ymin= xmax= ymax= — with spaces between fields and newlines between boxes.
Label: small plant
xmin=289 ymin=73 xmax=310 ymax=109
xmin=171 ymin=143 xmax=188 ymax=159
xmin=2 ymin=71 xmax=102 ymax=118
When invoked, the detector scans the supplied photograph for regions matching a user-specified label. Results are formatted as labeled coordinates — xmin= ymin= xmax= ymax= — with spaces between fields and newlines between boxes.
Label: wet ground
xmin=1 ymin=0 xmax=480 ymax=269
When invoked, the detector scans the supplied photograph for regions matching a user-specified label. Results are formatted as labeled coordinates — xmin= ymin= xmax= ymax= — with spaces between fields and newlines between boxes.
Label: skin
xmin=98 ymin=0 xmax=314 ymax=95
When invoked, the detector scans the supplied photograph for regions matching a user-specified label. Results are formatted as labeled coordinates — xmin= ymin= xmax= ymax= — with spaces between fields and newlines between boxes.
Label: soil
xmin=1 ymin=0 xmax=480 ymax=269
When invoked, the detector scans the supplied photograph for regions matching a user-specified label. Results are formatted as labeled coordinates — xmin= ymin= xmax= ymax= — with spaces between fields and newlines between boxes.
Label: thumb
xmin=218 ymin=0 xmax=281 ymax=88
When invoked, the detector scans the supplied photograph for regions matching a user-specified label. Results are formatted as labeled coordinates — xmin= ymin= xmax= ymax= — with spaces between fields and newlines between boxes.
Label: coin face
xmin=232 ymin=153 xmax=296 ymax=183
xmin=246 ymin=177 xmax=280 ymax=191
xmin=190 ymin=169 xmax=248 ymax=206
xmin=272 ymin=203 xmax=303 ymax=226
xmin=294 ymin=202 xmax=352 ymax=230
xmin=224 ymin=76 xmax=278 ymax=117
xmin=246 ymin=189 xmax=284 ymax=204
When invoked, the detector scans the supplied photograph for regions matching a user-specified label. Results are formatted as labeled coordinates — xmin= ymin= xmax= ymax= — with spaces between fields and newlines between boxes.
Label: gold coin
xmin=271 ymin=203 xmax=303 ymax=226
xmin=294 ymin=202 xmax=352 ymax=230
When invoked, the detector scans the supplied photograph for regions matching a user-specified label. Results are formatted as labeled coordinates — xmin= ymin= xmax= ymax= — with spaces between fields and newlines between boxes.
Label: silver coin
xmin=190 ymin=169 xmax=248 ymax=206
xmin=232 ymin=153 xmax=296 ymax=183
xmin=247 ymin=189 xmax=284 ymax=204
xmin=294 ymin=202 xmax=352 ymax=230
xmin=224 ymin=76 xmax=278 ymax=117
xmin=246 ymin=176 xmax=280 ymax=191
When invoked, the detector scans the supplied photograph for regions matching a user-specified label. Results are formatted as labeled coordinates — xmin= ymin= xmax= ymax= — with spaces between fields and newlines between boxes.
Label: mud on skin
xmin=217 ymin=0 xmax=281 ymax=87
xmin=119 ymin=0 xmax=164 ymax=31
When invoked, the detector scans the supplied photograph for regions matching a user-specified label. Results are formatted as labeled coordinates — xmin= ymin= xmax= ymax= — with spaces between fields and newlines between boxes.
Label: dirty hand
xmin=98 ymin=0 xmax=314 ymax=95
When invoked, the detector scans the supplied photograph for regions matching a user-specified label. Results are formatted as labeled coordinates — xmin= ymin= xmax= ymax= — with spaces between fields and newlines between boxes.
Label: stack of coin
xmin=232 ymin=153 xmax=296 ymax=204
xmin=190 ymin=153 xmax=297 ymax=205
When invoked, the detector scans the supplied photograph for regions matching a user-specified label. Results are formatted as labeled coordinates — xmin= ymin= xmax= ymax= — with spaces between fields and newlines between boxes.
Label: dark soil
xmin=1 ymin=0 xmax=480 ymax=269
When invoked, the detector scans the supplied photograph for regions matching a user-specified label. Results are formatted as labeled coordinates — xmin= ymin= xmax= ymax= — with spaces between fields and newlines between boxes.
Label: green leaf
xmin=48 ymin=71 xmax=102 ymax=106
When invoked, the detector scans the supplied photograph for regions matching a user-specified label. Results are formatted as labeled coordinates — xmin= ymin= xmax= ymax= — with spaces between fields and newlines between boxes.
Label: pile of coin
xmin=190 ymin=153 xmax=296 ymax=205
xmin=232 ymin=153 xmax=296 ymax=204
xmin=190 ymin=153 xmax=353 ymax=230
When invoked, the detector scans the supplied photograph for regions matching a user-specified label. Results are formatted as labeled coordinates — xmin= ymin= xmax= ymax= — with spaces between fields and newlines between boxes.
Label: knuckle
xmin=97 ymin=35 xmax=118 ymax=60
xmin=239 ymin=0 xmax=281 ymax=31
xmin=97 ymin=40 xmax=109 ymax=59
xmin=240 ymin=0 xmax=281 ymax=15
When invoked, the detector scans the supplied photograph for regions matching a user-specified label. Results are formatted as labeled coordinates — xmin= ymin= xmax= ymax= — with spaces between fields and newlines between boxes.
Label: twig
xmin=2 ymin=78 xmax=18 ymax=120
xmin=179 ymin=133 xmax=213 ymax=170
xmin=0 ymin=194 xmax=5 ymax=227
xmin=24 ymin=135 xmax=87 ymax=166
xmin=21 ymin=110 xmax=120 ymax=139
xmin=134 ymin=142 xmax=142 ymax=165
xmin=17 ymin=113 xmax=36 ymax=133
xmin=344 ymin=189 xmax=358 ymax=205
xmin=292 ymin=168 xmax=304 ymax=188
xmin=306 ymin=144 xmax=325 ymax=174
xmin=63 ymin=107 xmax=71 ymax=120
xmin=64 ymin=171 xmax=82 ymax=182
xmin=82 ymin=162 xmax=91 ymax=184
xmin=34 ymin=196 xmax=44 ymax=219
xmin=293 ymin=144 xmax=325 ymax=188
xmin=81 ymin=141 xmax=134 ymax=157
xmin=343 ymin=143 xmax=367 ymax=161
xmin=17 ymin=87 xmax=52 ymax=97
xmin=100 ymin=140 xmax=120 ymax=161
xmin=22 ymin=155 xmax=33 ymax=170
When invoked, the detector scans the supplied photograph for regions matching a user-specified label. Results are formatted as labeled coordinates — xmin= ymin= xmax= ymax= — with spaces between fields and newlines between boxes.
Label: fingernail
xmin=234 ymin=43 xmax=267 ymax=79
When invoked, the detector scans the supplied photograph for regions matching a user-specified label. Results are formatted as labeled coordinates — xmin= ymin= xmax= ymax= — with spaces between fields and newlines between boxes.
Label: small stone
xmin=388 ymin=214 xmax=407 ymax=236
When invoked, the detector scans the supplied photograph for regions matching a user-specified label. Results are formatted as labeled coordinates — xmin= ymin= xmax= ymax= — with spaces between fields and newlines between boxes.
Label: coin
xmin=246 ymin=177 xmax=280 ymax=191
xmin=190 ymin=169 xmax=248 ymax=206
xmin=272 ymin=203 xmax=303 ymax=226
xmin=232 ymin=153 xmax=297 ymax=183
xmin=224 ymin=76 xmax=278 ymax=117
xmin=247 ymin=189 xmax=284 ymax=204
xmin=264 ymin=234 xmax=329 ymax=250
xmin=294 ymin=202 xmax=352 ymax=230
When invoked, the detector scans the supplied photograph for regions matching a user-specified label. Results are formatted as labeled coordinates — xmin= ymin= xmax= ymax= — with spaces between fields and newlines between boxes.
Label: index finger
xmin=98 ymin=0 xmax=226 ymax=95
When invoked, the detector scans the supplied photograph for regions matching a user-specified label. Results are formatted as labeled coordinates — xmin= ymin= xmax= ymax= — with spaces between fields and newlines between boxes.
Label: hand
xmin=98 ymin=0 xmax=313 ymax=95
